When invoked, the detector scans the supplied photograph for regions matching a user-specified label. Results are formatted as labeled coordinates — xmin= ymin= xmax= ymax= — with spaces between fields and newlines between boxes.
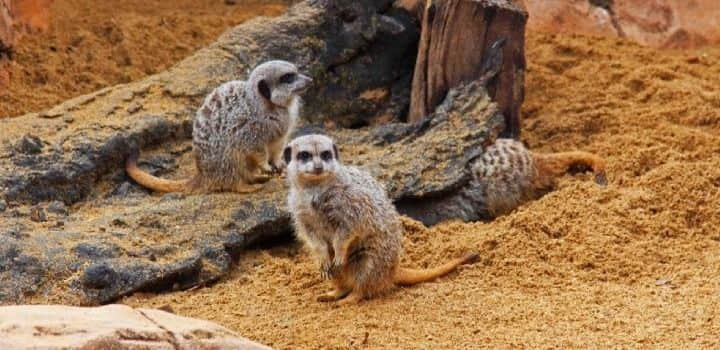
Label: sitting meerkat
xmin=126 ymin=60 xmax=312 ymax=194
xmin=285 ymin=134 xmax=479 ymax=305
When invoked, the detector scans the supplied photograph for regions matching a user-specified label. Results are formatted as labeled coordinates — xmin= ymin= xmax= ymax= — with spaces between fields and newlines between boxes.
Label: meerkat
xmin=386 ymin=138 xmax=608 ymax=225
xmin=126 ymin=60 xmax=312 ymax=194
xmin=471 ymin=138 xmax=607 ymax=217
xmin=285 ymin=134 xmax=478 ymax=305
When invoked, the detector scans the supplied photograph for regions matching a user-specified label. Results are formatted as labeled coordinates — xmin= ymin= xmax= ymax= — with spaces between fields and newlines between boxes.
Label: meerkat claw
xmin=320 ymin=261 xmax=334 ymax=280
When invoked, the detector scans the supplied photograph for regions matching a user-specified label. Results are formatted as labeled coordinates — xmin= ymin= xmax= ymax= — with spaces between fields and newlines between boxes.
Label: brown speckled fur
xmin=472 ymin=138 xmax=606 ymax=216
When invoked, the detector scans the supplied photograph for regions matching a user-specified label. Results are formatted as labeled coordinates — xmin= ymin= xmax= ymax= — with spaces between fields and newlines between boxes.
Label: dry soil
xmin=5 ymin=1 xmax=720 ymax=349
xmin=128 ymin=32 xmax=720 ymax=349
xmin=0 ymin=0 xmax=287 ymax=118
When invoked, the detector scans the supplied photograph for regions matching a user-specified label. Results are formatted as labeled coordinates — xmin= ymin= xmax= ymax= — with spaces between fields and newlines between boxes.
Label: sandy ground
xmin=124 ymin=32 xmax=720 ymax=349
xmin=4 ymin=1 xmax=720 ymax=348
xmin=0 ymin=0 xmax=287 ymax=118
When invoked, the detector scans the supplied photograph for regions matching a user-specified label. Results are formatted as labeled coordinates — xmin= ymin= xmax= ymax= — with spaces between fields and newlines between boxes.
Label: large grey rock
xmin=0 ymin=304 xmax=272 ymax=349
xmin=0 ymin=0 xmax=504 ymax=304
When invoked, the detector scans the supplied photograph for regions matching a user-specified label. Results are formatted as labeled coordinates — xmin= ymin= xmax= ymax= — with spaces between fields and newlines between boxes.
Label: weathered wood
xmin=408 ymin=0 xmax=527 ymax=138
xmin=0 ymin=0 xmax=12 ymax=52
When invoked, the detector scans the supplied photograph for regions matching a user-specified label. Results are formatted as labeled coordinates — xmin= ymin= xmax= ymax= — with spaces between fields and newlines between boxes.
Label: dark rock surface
xmin=0 ymin=0 xmax=504 ymax=305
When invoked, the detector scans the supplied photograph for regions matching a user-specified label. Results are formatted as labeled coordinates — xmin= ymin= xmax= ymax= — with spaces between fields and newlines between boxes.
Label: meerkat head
xmin=284 ymin=134 xmax=340 ymax=187
xmin=248 ymin=60 xmax=312 ymax=108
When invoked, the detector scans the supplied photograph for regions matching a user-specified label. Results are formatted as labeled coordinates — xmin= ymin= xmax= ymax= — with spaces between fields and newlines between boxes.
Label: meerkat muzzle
xmin=295 ymin=74 xmax=313 ymax=92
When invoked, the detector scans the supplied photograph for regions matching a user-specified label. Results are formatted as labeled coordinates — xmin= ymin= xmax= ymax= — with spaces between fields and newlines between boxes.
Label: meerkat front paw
xmin=250 ymin=173 xmax=272 ymax=184
xmin=259 ymin=162 xmax=274 ymax=174
xmin=320 ymin=260 xmax=341 ymax=279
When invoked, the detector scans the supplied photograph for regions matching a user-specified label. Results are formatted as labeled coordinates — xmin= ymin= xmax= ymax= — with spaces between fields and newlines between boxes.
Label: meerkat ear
xmin=333 ymin=144 xmax=339 ymax=161
xmin=283 ymin=146 xmax=292 ymax=164
xmin=258 ymin=80 xmax=271 ymax=100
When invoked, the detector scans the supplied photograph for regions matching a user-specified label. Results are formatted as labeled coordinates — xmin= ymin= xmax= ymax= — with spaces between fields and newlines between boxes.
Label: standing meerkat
xmin=285 ymin=134 xmax=479 ymax=305
xmin=126 ymin=60 xmax=312 ymax=194
xmin=471 ymin=138 xmax=607 ymax=217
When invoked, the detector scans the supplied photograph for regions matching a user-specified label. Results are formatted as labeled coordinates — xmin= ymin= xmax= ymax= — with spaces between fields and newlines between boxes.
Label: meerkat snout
xmin=252 ymin=60 xmax=313 ymax=108
xmin=284 ymin=134 xmax=340 ymax=184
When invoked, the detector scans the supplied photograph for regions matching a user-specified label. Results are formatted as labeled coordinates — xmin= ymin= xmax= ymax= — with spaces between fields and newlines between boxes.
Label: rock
xmin=0 ymin=304 xmax=272 ymax=349
xmin=0 ymin=0 xmax=503 ymax=304
xmin=126 ymin=101 xmax=143 ymax=114
xmin=47 ymin=200 xmax=68 ymax=215
xmin=525 ymin=0 xmax=720 ymax=49
xmin=81 ymin=262 xmax=118 ymax=289
xmin=14 ymin=134 xmax=44 ymax=155
xmin=29 ymin=206 xmax=46 ymax=222
xmin=73 ymin=241 xmax=122 ymax=259
xmin=0 ymin=199 xmax=6 ymax=212
xmin=524 ymin=0 xmax=618 ymax=38
xmin=615 ymin=0 xmax=720 ymax=49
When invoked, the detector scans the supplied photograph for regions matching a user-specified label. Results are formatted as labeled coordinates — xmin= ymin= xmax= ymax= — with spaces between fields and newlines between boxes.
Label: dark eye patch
xmin=297 ymin=151 xmax=312 ymax=162
xmin=279 ymin=73 xmax=296 ymax=84
xmin=320 ymin=150 xmax=333 ymax=161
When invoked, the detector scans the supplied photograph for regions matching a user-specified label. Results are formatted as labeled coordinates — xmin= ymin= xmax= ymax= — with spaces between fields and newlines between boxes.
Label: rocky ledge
xmin=0 ymin=304 xmax=271 ymax=349
xmin=0 ymin=0 xmax=505 ymax=305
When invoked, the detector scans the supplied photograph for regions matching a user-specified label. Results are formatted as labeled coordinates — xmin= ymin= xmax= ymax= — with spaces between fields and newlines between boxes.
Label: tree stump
xmin=0 ymin=0 xmax=12 ymax=52
xmin=408 ymin=0 xmax=528 ymax=138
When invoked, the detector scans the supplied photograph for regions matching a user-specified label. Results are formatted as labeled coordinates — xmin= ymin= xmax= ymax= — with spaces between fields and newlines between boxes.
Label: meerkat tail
xmin=532 ymin=151 xmax=607 ymax=186
xmin=394 ymin=252 xmax=479 ymax=286
xmin=125 ymin=153 xmax=189 ymax=193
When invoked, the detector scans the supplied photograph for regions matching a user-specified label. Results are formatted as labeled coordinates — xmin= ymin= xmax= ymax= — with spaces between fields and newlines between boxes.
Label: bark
xmin=0 ymin=0 xmax=12 ymax=52
xmin=408 ymin=0 xmax=528 ymax=138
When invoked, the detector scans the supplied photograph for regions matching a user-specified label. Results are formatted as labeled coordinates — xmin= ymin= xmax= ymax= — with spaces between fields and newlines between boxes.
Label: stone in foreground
xmin=0 ymin=304 xmax=271 ymax=350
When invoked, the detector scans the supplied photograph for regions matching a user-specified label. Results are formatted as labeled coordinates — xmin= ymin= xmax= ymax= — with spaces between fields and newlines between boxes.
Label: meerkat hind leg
xmin=317 ymin=276 xmax=352 ymax=302
xmin=336 ymin=291 xmax=364 ymax=305
xmin=232 ymin=182 xmax=265 ymax=194
xmin=317 ymin=287 xmax=352 ymax=302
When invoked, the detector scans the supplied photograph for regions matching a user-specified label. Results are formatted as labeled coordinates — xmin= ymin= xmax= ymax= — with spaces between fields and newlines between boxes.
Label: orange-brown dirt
xmin=0 ymin=0 xmax=288 ymax=118
xmin=4 ymin=1 xmax=720 ymax=349
xmin=124 ymin=32 xmax=720 ymax=349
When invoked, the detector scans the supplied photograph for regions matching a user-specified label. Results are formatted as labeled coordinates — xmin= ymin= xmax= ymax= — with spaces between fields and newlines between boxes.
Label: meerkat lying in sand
xmin=126 ymin=60 xmax=312 ymax=194
xmin=285 ymin=134 xmax=479 ymax=305
xmin=472 ymin=138 xmax=607 ymax=217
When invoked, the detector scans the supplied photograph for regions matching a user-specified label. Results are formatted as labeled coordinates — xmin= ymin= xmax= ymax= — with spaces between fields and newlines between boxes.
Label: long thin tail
xmin=532 ymin=151 xmax=607 ymax=186
xmin=394 ymin=251 xmax=479 ymax=286
xmin=125 ymin=153 xmax=188 ymax=193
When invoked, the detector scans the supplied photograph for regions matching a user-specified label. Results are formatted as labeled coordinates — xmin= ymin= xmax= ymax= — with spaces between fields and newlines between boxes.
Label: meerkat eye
xmin=279 ymin=73 xmax=296 ymax=84
xmin=320 ymin=150 xmax=333 ymax=161
xmin=297 ymin=151 xmax=312 ymax=162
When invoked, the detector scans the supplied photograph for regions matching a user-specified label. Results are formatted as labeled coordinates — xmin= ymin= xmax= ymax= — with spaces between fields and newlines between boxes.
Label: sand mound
xmin=125 ymin=32 xmax=720 ymax=348
xmin=0 ymin=0 xmax=287 ymax=118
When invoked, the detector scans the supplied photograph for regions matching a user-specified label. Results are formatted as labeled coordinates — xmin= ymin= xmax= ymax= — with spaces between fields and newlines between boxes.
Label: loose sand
xmin=0 ymin=0 xmax=287 ymax=118
xmin=125 ymin=32 xmax=720 ymax=349
xmin=5 ymin=1 xmax=720 ymax=348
